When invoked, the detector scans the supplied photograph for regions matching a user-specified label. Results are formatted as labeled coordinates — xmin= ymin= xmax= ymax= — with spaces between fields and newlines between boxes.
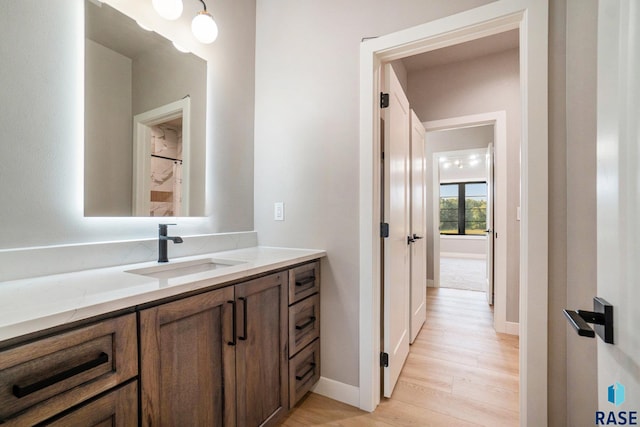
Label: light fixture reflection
xmin=152 ymin=0 xmax=184 ymax=20
xmin=172 ymin=41 xmax=190 ymax=53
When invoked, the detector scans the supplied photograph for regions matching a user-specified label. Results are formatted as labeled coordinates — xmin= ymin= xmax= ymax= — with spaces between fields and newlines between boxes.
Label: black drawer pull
xmin=295 ymin=276 xmax=315 ymax=287
xmin=295 ymin=362 xmax=316 ymax=381
xmin=295 ymin=316 xmax=316 ymax=330
xmin=13 ymin=352 xmax=109 ymax=399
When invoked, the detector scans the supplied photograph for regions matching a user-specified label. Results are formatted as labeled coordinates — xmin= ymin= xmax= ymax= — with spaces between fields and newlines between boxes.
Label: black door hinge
xmin=380 ymin=223 xmax=389 ymax=238
xmin=380 ymin=352 xmax=389 ymax=367
xmin=380 ymin=92 xmax=389 ymax=108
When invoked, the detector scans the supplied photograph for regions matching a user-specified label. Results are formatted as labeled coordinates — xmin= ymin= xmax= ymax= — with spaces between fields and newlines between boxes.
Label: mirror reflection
xmin=84 ymin=0 xmax=207 ymax=216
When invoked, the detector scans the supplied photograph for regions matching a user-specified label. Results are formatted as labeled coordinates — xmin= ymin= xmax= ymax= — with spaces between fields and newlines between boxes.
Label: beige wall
xmin=85 ymin=39 xmax=133 ymax=216
xmin=408 ymin=49 xmax=521 ymax=322
xmin=254 ymin=0 xmax=495 ymax=389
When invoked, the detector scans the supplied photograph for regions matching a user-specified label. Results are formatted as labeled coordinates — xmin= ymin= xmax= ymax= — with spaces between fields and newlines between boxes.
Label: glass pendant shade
xmin=152 ymin=0 xmax=184 ymax=20
xmin=191 ymin=11 xmax=218 ymax=44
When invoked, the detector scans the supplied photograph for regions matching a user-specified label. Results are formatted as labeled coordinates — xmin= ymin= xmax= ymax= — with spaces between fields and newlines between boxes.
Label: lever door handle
xmin=563 ymin=297 xmax=614 ymax=344
xmin=412 ymin=234 xmax=423 ymax=240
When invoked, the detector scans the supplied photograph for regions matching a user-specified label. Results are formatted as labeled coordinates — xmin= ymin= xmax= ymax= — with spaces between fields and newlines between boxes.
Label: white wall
xmin=254 ymin=0 xmax=495 ymax=390
xmin=407 ymin=48 xmax=521 ymax=322
xmin=0 ymin=0 xmax=256 ymax=250
xmin=440 ymin=235 xmax=486 ymax=257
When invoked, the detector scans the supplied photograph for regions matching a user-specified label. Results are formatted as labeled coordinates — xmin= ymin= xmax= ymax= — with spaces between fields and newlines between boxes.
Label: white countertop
xmin=0 ymin=246 xmax=325 ymax=343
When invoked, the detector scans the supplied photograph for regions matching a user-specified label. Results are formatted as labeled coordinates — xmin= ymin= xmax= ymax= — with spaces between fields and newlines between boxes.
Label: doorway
xmin=358 ymin=1 xmax=549 ymax=424
xmin=425 ymin=113 xmax=512 ymax=335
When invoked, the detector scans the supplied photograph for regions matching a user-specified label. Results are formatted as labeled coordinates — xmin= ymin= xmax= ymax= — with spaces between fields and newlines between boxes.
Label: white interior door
xmin=409 ymin=110 xmax=427 ymax=343
xmin=485 ymin=142 xmax=494 ymax=305
xmin=596 ymin=0 xmax=640 ymax=410
xmin=382 ymin=63 xmax=411 ymax=398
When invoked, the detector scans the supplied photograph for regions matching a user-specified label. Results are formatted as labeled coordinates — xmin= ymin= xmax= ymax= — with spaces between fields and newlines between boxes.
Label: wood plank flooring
xmin=279 ymin=287 xmax=519 ymax=426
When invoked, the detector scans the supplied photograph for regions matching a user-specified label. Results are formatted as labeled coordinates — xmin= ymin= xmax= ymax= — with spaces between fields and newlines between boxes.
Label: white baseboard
xmin=505 ymin=321 xmax=520 ymax=336
xmin=311 ymin=376 xmax=360 ymax=408
xmin=427 ymin=279 xmax=435 ymax=288
xmin=440 ymin=251 xmax=487 ymax=260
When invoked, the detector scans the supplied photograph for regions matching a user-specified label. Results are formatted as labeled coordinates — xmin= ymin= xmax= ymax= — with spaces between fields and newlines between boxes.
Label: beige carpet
xmin=440 ymin=256 xmax=486 ymax=291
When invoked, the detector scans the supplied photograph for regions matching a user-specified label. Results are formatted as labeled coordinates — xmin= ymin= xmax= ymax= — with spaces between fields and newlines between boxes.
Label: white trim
xmin=439 ymin=235 xmax=487 ymax=240
xmin=425 ymin=111 xmax=508 ymax=336
xmin=505 ymin=321 xmax=520 ymax=336
xmin=311 ymin=377 xmax=360 ymax=408
xmin=440 ymin=252 xmax=486 ymax=260
xmin=358 ymin=1 xmax=548 ymax=425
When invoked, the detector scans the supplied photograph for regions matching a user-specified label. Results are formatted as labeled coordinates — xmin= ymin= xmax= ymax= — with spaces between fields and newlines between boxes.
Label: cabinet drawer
xmin=289 ymin=338 xmax=320 ymax=408
xmin=0 ymin=314 xmax=137 ymax=425
xmin=288 ymin=261 xmax=320 ymax=305
xmin=41 ymin=381 xmax=138 ymax=427
xmin=289 ymin=294 xmax=320 ymax=357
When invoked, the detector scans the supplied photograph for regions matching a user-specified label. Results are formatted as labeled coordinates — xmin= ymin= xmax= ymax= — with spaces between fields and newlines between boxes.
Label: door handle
xmin=563 ymin=297 xmax=614 ymax=344
xmin=227 ymin=300 xmax=236 ymax=346
xmin=412 ymin=234 xmax=423 ymax=240
xmin=407 ymin=235 xmax=415 ymax=245
xmin=238 ymin=297 xmax=248 ymax=341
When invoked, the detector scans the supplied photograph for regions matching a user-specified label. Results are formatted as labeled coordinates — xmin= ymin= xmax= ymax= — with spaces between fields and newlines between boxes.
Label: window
xmin=439 ymin=182 xmax=487 ymax=235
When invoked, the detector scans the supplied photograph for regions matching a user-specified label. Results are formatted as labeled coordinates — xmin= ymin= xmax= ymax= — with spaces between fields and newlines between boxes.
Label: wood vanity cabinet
xmin=139 ymin=271 xmax=289 ymax=427
xmin=0 ymin=313 xmax=138 ymax=426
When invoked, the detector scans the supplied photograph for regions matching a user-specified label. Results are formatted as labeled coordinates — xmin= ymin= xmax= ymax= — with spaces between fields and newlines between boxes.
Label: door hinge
xmin=380 ymin=92 xmax=389 ymax=109
xmin=380 ymin=223 xmax=389 ymax=238
xmin=380 ymin=352 xmax=389 ymax=367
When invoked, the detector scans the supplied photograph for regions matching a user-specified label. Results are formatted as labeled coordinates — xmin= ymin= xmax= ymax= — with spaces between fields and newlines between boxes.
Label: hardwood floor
xmin=280 ymin=287 xmax=519 ymax=426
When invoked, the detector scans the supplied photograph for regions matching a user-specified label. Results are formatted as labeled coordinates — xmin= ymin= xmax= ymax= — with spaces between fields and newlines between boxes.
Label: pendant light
xmin=191 ymin=1 xmax=218 ymax=44
xmin=152 ymin=0 xmax=184 ymax=21
xmin=152 ymin=0 xmax=219 ymax=44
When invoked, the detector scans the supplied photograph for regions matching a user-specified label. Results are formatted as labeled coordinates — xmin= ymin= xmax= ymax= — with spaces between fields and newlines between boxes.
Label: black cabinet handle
xmin=407 ymin=235 xmax=415 ymax=245
xmin=13 ymin=352 xmax=109 ymax=399
xmin=412 ymin=234 xmax=423 ymax=240
xmin=227 ymin=300 xmax=236 ymax=346
xmin=238 ymin=297 xmax=248 ymax=341
xmin=295 ymin=362 xmax=316 ymax=381
xmin=295 ymin=316 xmax=316 ymax=330
xmin=295 ymin=276 xmax=315 ymax=287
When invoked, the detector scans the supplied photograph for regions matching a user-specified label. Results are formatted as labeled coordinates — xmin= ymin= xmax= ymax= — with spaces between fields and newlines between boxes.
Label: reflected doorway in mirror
xmin=133 ymin=98 xmax=191 ymax=216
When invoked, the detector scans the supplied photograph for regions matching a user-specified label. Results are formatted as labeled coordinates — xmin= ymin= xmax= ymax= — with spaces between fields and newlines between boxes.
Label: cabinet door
xmin=235 ymin=273 xmax=288 ymax=426
xmin=139 ymin=286 xmax=236 ymax=427
xmin=41 ymin=381 xmax=137 ymax=427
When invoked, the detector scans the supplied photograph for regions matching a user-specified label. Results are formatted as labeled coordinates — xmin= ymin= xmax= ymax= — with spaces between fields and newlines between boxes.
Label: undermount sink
xmin=126 ymin=258 xmax=245 ymax=280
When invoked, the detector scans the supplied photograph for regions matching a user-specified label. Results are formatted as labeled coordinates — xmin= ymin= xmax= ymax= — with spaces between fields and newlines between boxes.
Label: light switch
xmin=274 ymin=202 xmax=284 ymax=221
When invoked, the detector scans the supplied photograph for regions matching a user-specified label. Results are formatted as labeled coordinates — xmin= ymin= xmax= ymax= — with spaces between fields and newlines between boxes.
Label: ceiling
xmin=402 ymin=29 xmax=519 ymax=73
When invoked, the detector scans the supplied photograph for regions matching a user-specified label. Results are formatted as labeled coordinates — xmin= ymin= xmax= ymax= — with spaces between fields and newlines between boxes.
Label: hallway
xmin=281 ymin=288 xmax=519 ymax=426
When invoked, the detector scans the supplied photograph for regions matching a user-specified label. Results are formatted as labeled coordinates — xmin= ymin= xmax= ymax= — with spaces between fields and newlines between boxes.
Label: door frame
xmin=358 ymin=1 xmax=548 ymax=425
xmin=132 ymin=98 xmax=191 ymax=216
xmin=425 ymin=112 xmax=510 ymax=335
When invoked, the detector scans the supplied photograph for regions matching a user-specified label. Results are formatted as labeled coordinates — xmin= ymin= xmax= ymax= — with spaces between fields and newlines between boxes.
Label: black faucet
xmin=158 ymin=224 xmax=183 ymax=263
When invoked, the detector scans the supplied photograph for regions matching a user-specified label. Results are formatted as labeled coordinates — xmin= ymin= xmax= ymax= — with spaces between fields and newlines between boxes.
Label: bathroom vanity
xmin=0 ymin=247 xmax=324 ymax=426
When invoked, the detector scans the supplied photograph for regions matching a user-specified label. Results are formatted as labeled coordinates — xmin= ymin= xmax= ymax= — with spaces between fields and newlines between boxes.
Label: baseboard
xmin=440 ymin=251 xmax=486 ymax=260
xmin=427 ymin=279 xmax=435 ymax=288
xmin=311 ymin=376 xmax=360 ymax=408
xmin=505 ymin=321 xmax=520 ymax=336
